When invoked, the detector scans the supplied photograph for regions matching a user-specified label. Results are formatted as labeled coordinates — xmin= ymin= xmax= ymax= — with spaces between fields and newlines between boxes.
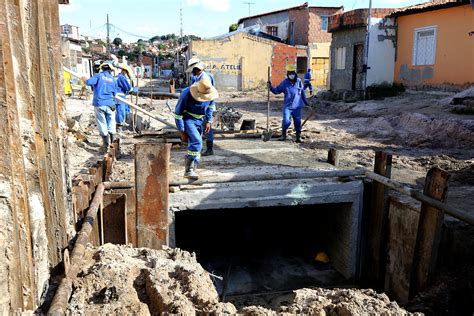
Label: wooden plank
xmin=135 ymin=144 xmax=171 ymax=249
xmin=367 ymin=151 xmax=392 ymax=290
xmin=327 ymin=148 xmax=340 ymax=167
xmin=409 ymin=167 xmax=449 ymax=298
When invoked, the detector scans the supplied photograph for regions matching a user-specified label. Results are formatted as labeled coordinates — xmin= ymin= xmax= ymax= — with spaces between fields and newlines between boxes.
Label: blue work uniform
xmin=303 ymin=70 xmax=313 ymax=94
xmin=115 ymin=73 xmax=132 ymax=124
xmin=270 ymin=78 xmax=309 ymax=133
xmin=85 ymin=71 xmax=118 ymax=137
xmin=191 ymin=71 xmax=216 ymax=142
xmin=174 ymin=88 xmax=215 ymax=162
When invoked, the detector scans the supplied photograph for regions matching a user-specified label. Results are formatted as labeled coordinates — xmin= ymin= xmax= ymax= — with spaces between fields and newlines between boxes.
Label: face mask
xmin=288 ymin=74 xmax=296 ymax=80
xmin=192 ymin=68 xmax=201 ymax=76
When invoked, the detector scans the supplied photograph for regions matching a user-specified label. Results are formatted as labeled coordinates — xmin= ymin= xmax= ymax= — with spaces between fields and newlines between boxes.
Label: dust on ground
xmin=67 ymin=244 xmax=418 ymax=315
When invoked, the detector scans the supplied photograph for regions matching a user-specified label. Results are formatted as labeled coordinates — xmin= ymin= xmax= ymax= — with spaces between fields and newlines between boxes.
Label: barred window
xmin=413 ymin=26 xmax=437 ymax=66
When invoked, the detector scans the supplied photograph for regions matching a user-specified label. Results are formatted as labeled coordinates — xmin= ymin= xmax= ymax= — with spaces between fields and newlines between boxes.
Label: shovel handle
xmin=267 ymin=66 xmax=270 ymax=132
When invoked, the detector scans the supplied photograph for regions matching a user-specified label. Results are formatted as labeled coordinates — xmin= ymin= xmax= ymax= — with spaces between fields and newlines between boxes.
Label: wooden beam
xmin=135 ymin=144 xmax=171 ymax=249
xmin=327 ymin=148 xmax=340 ymax=167
xmin=409 ymin=167 xmax=449 ymax=298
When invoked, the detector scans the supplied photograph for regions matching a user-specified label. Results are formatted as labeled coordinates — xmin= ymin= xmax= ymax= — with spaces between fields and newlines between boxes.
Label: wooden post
xmin=135 ymin=143 xmax=171 ymax=249
xmin=409 ymin=167 xmax=449 ymax=298
xmin=367 ymin=151 xmax=392 ymax=290
xmin=327 ymin=148 xmax=340 ymax=167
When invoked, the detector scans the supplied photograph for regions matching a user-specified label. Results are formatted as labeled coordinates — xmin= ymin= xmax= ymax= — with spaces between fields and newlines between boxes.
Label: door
xmin=311 ymin=57 xmax=329 ymax=87
xmin=352 ymin=44 xmax=364 ymax=90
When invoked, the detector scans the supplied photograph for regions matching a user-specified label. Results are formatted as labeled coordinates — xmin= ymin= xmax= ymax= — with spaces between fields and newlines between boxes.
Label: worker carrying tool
xmin=187 ymin=57 xmax=216 ymax=156
xmin=81 ymin=62 xmax=119 ymax=151
xmin=267 ymin=64 xmax=309 ymax=143
xmin=174 ymin=78 xmax=219 ymax=179
xmin=303 ymin=68 xmax=314 ymax=96
xmin=115 ymin=64 xmax=134 ymax=127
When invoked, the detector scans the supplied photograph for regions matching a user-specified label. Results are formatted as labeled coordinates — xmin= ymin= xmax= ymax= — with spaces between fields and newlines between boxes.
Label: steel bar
xmin=170 ymin=168 xmax=365 ymax=186
xmin=114 ymin=96 xmax=176 ymax=129
xmin=49 ymin=183 xmax=105 ymax=314
xmin=365 ymin=171 xmax=473 ymax=225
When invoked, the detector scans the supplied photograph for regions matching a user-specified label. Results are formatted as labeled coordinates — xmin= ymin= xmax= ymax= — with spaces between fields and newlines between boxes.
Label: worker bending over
xmin=83 ymin=62 xmax=118 ymax=151
xmin=268 ymin=64 xmax=309 ymax=143
xmin=175 ymin=78 xmax=219 ymax=179
xmin=187 ymin=58 xmax=216 ymax=156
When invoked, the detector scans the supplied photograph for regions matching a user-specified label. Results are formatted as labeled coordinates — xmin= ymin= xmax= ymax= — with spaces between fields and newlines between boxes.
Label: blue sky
xmin=60 ymin=0 xmax=423 ymax=42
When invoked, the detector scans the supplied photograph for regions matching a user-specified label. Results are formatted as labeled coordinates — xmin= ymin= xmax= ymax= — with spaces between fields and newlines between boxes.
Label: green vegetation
xmin=229 ymin=23 xmax=238 ymax=32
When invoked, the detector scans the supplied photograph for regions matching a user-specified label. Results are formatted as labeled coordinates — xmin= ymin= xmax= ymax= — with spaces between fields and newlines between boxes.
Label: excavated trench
xmin=175 ymin=202 xmax=360 ymax=300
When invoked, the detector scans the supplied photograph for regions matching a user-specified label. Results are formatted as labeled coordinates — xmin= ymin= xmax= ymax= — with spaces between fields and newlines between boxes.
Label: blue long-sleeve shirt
xmin=190 ymin=71 xmax=216 ymax=118
xmin=174 ymin=87 xmax=214 ymax=131
xmin=270 ymin=78 xmax=309 ymax=110
xmin=116 ymin=73 xmax=132 ymax=96
xmin=304 ymin=71 xmax=312 ymax=83
xmin=85 ymin=71 xmax=117 ymax=107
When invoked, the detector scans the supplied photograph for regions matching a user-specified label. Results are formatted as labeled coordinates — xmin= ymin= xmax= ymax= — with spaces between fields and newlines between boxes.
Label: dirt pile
xmin=67 ymin=244 xmax=236 ymax=315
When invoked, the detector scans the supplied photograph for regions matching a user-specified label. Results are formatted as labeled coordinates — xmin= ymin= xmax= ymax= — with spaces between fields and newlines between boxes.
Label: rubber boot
xmin=295 ymin=132 xmax=302 ymax=143
xmin=202 ymin=140 xmax=214 ymax=156
xmin=278 ymin=129 xmax=287 ymax=141
xmin=184 ymin=157 xmax=199 ymax=180
xmin=101 ymin=135 xmax=110 ymax=151
xmin=109 ymin=133 xmax=117 ymax=144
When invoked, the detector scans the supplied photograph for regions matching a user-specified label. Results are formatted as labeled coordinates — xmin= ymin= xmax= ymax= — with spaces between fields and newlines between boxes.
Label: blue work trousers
xmin=94 ymin=105 xmax=116 ymax=137
xmin=184 ymin=118 xmax=203 ymax=163
xmin=303 ymin=82 xmax=313 ymax=93
xmin=115 ymin=103 xmax=130 ymax=124
xmin=282 ymin=107 xmax=302 ymax=133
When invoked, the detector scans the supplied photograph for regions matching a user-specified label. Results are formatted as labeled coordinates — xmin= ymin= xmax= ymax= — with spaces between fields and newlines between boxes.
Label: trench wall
xmin=0 ymin=0 xmax=71 ymax=312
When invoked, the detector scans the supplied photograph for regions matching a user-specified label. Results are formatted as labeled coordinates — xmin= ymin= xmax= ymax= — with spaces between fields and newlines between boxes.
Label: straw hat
xmin=190 ymin=78 xmax=219 ymax=102
xmin=186 ymin=57 xmax=206 ymax=72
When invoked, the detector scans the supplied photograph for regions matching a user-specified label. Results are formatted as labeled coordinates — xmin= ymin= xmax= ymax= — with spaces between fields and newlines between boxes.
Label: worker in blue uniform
xmin=115 ymin=65 xmax=133 ymax=126
xmin=83 ymin=62 xmax=118 ymax=150
xmin=187 ymin=58 xmax=216 ymax=156
xmin=267 ymin=64 xmax=309 ymax=143
xmin=303 ymin=68 xmax=313 ymax=96
xmin=174 ymin=78 xmax=219 ymax=179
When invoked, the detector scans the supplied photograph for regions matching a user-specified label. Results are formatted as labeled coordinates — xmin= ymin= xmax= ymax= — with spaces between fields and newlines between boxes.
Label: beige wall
xmin=190 ymin=33 xmax=274 ymax=91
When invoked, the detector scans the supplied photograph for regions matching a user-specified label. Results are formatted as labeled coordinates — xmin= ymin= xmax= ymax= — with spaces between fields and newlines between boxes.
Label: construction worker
xmin=174 ymin=78 xmax=219 ymax=179
xmin=267 ymin=64 xmax=309 ymax=143
xmin=187 ymin=58 xmax=216 ymax=156
xmin=303 ymin=68 xmax=313 ymax=96
xmin=82 ymin=62 xmax=118 ymax=151
xmin=115 ymin=64 xmax=133 ymax=127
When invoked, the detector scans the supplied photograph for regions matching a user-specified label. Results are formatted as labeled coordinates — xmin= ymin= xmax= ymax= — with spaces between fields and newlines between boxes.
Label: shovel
xmin=262 ymin=66 xmax=273 ymax=142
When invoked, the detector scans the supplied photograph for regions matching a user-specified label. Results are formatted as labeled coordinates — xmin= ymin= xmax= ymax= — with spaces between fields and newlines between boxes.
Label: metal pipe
xmin=48 ymin=183 xmax=105 ymax=314
xmin=365 ymin=171 xmax=474 ymax=225
xmin=114 ymin=95 xmax=177 ymax=130
xmin=169 ymin=168 xmax=366 ymax=186
xmin=103 ymin=181 xmax=134 ymax=189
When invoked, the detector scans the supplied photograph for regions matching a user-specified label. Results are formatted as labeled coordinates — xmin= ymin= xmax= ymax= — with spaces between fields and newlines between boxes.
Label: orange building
xmin=392 ymin=0 xmax=474 ymax=88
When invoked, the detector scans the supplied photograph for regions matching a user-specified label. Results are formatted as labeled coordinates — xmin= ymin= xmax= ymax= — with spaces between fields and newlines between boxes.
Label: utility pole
xmin=243 ymin=2 xmax=254 ymax=16
xmin=180 ymin=7 xmax=183 ymax=46
xmin=106 ymin=14 xmax=110 ymax=56
xmin=362 ymin=0 xmax=372 ymax=96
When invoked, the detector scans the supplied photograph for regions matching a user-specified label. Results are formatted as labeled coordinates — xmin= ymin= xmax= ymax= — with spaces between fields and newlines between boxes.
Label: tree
xmin=229 ymin=24 xmax=238 ymax=32
xmin=158 ymin=43 xmax=166 ymax=50
xmin=150 ymin=35 xmax=160 ymax=43
xmin=117 ymin=49 xmax=126 ymax=57
xmin=113 ymin=37 xmax=122 ymax=46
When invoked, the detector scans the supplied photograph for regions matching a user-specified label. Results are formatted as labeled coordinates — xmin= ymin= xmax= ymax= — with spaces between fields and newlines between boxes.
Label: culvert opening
xmin=175 ymin=203 xmax=360 ymax=300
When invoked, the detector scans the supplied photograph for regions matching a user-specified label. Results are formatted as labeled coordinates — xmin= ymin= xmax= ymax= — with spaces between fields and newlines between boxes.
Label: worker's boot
xmin=101 ymin=135 xmax=110 ymax=151
xmin=278 ymin=129 xmax=287 ymax=141
xmin=202 ymin=140 xmax=214 ymax=156
xmin=184 ymin=157 xmax=199 ymax=180
xmin=109 ymin=133 xmax=117 ymax=144
xmin=295 ymin=132 xmax=302 ymax=143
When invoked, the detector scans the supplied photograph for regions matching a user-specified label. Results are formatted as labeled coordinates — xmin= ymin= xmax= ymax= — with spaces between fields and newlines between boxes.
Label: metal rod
xmin=114 ymin=95 xmax=176 ymax=130
xmin=365 ymin=171 xmax=474 ymax=225
xmin=49 ymin=183 xmax=105 ymax=314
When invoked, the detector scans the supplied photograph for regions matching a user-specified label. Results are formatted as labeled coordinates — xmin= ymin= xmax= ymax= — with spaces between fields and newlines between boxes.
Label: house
xmin=189 ymin=32 xmax=297 ymax=91
xmin=61 ymin=37 xmax=92 ymax=78
xmin=328 ymin=8 xmax=396 ymax=93
xmin=60 ymin=24 xmax=80 ymax=40
xmin=237 ymin=2 xmax=343 ymax=87
xmin=390 ymin=0 xmax=474 ymax=88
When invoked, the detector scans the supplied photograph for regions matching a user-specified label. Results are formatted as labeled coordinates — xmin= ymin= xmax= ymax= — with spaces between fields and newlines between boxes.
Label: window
xmin=412 ymin=26 xmax=437 ymax=66
xmin=335 ymin=47 xmax=346 ymax=70
xmin=320 ymin=16 xmax=329 ymax=32
xmin=266 ymin=26 xmax=278 ymax=37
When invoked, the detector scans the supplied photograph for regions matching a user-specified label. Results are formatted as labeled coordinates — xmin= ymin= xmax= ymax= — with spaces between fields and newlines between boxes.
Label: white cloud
xmin=185 ymin=0 xmax=231 ymax=12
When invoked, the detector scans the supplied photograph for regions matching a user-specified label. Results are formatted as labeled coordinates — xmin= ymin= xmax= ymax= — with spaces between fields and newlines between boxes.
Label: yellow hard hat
xmin=315 ymin=252 xmax=330 ymax=263
xmin=286 ymin=64 xmax=297 ymax=72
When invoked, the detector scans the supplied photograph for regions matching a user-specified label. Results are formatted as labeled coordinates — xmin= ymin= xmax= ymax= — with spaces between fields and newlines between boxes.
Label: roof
xmin=238 ymin=2 xmax=309 ymax=24
xmin=328 ymin=8 xmax=395 ymax=32
xmin=389 ymin=0 xmax=470 ymax=17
